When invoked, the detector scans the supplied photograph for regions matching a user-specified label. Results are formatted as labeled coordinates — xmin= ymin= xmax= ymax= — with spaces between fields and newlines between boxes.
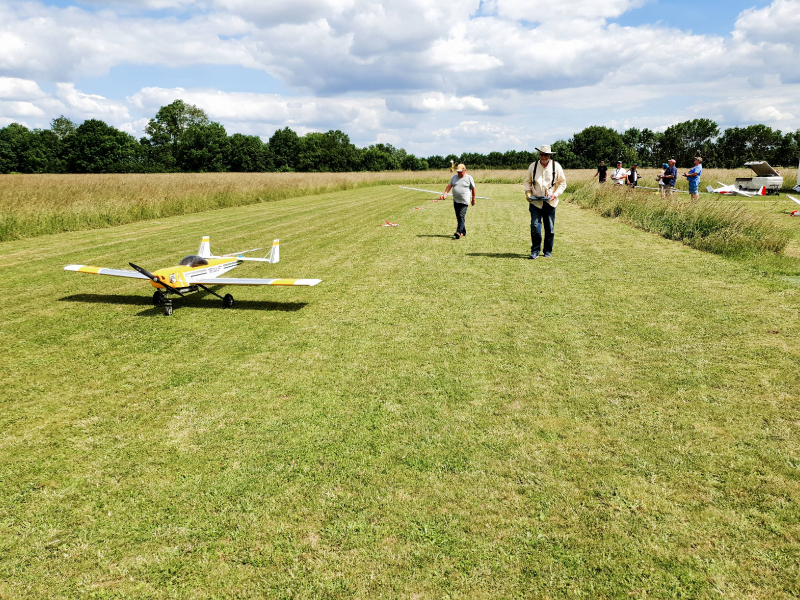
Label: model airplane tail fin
xmin=707 ymin=185 xmax=715 ymax=193
xmin=758 ymin=186 xmax=767 ymax=196
xmin=267 ymin=239 xmax=280 ymax=264
xmin=198 ymin=236 xmax=211 ymax=258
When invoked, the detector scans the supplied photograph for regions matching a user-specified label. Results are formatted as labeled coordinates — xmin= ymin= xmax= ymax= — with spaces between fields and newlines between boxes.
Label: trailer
xmin=735 ymin=161 xmax=783 ymax=195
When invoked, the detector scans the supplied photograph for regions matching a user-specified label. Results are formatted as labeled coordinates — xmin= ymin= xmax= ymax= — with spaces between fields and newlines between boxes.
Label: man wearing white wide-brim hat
xmin=524 ymin=145 xmax=567 ymax=259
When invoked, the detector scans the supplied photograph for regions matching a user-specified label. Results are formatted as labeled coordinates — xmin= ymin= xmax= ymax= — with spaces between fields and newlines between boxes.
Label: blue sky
xmin=1 ymin=0 xmax=798 ymax=155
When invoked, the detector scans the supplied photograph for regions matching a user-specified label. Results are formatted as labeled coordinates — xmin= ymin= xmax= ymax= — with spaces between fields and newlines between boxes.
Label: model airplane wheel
xmin=164 ymin=305 xmax=173 ymax=316
xmin=153 ymin=291 xmax=164 ymax=305
xmin=223 ymin=293 xmax=234 ymax=309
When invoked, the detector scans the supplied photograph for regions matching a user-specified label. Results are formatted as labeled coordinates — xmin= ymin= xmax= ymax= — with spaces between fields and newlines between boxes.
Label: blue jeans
xmin=529 ymin=202 xmax=556 ymax=254
xmin=454 ymin=202 xmax=469 ymax=235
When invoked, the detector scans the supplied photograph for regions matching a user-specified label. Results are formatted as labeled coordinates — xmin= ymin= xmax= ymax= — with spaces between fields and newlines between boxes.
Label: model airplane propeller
xmin=65 ymin=236 xmax=321 ymax=315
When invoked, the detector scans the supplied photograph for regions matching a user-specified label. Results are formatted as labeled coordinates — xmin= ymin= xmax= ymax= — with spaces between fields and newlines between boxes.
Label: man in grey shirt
xmin=442 ymin=163 xmax=476 ymax=238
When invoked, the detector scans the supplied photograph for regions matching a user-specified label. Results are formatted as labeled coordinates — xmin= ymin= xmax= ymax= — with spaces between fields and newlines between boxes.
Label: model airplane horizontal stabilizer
xmin=381 ymin=220 xmax=399 ymax=227
xmin=65 ymin=236 xmax=319 ymax=315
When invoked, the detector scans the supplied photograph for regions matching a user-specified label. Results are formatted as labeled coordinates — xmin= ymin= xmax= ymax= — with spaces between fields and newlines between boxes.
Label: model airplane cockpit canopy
xmin=179 ymin=255 xmax=209 ymax=267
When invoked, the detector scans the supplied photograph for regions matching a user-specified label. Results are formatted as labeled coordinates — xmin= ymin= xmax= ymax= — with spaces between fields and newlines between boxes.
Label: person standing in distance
xmin=593 ymin=160 xmax=608 ymax=183
xmin=524 ymin=145 xmax=566 ymax=259
xmin=661 ymin=159 xmax=678 ymax=197
xmin=627 ymin=163 xmax=639 ymax=188
xmin=683 ymin=156 xmax=703 ymax=200
xmin=611 ymin=160 xmax=628 ymax=186
xmin=657 ymin=162 xmax=668 ymax=198
xmin=442 ymin=163 xmax=476 ymax=239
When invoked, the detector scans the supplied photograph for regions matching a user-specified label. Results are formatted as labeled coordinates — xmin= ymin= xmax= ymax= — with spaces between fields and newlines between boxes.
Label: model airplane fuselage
xmin=66 ymin=236 xmax=321 ymax=315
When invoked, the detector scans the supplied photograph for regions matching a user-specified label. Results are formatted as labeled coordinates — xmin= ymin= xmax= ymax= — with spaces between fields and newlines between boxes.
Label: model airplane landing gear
xmin=153 ymin=290 xmax=164 ymax=306
xmin=163 ymin=294 xmax=173 ymax=316
xmin=223 ymin=293 xmax=234 ymax=309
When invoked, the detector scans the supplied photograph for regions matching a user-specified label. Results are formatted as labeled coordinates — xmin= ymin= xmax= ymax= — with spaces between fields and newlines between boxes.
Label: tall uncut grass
xmin=2 ymin=167 xmax=795 ymax=242
xmin=0 ymin=170 xmax=533 ymax=241
xmin=568 ymin=182 xmax=791 ymax=256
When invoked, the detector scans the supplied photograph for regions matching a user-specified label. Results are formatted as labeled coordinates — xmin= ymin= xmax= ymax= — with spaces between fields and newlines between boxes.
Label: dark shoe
xmin=528 ymin=252 xmax=539 ymax=260
xmin=543 ymin=252 xmax=552 ymax=258
xmin=454 ymin=232 xmax=460 ymax=239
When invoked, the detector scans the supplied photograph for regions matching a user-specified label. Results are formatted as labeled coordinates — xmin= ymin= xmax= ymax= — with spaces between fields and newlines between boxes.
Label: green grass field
xmin=2 ymin=184 xmax=800 ymax=598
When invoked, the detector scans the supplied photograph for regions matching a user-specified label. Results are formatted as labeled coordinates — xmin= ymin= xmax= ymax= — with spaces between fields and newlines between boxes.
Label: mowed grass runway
xmin=1 ymin=184 xmax=799 ymax=598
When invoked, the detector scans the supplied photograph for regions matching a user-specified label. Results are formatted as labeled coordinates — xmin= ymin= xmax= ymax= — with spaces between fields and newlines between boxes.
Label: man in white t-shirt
xmin=611 ymin=161 xmax=628 ymax=186
xmin=442 ymin=163 xmax=476 ymax=239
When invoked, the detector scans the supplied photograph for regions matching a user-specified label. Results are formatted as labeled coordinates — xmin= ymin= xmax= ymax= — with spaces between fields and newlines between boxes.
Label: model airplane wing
xmin=707 ymin=183 xmax=761 ymax=197
xmin=65 ymin=265 xmax=149 ymax=279
xmin=788 ymin=195 xmax=800 ymax=206
xmin=191 ymin=277 xmax=321 ymax=286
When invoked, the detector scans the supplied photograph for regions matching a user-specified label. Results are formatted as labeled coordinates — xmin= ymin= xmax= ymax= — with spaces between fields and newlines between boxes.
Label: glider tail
xmin=267 ymin=239 xmax=280 ymax=264
xmin=707 ymin=186 xmax=715 ymax=193
xmin=198 ymin=236 xmax=212 ymax=258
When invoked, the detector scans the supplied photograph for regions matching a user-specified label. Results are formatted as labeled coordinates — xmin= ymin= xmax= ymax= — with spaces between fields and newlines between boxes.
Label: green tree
xmin=296 ymin=130 xmax=359 ymax=172
xmin=63 ymin=119 xmax=143 ymax=173
xmin=228 ymin=133 xmax=273 ymax=172
xmin=774 ymin=130 xmax=799 ymax=167
xmin=401 ymin=153 xmax=428 ymax=171
xmin=657 ymin=119 xmax=719 ymax=166
xmin=550 ymin=140 xmax=582 ymax=169
xmin=144 ymin=100 xmax=209 ymax=169
xmin=50 ymin=116 xmax=77 ymax=140
xmin=269 ymin=127 xmax=300 ymax=171
xmin=716 ymin=125 xmax=778 ymax=167
xmin=571 ymin=126 xmax=634 ymax=168
xmin=0 ymin=123 xmax=31 ymax=173
xmin=425 ymin=155 xmax=449 ymax=169
xmin=502 ymin=150 xmax=535 ymax=169
xmin=176 ymin=122 xmax=230 ymax=172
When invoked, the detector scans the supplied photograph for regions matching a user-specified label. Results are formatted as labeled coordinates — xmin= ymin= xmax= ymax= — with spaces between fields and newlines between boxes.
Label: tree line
xmin=1 ymin=100 xmax=798 ymax=174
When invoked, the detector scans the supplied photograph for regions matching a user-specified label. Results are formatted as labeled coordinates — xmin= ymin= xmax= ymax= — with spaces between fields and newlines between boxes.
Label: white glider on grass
xmin=706 ymin=183 xmax=767 ymax=197
xmin=65 ymin=236 xmax=321 ymax=316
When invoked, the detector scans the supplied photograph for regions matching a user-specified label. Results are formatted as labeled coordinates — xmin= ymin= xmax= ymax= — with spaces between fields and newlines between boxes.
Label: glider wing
xmin=65 ymin=265 xmax=149 ymax=279
xmin=191 ymin=277 xmax=321 ymax=286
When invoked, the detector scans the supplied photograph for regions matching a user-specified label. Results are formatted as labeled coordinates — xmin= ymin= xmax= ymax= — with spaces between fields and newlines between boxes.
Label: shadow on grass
xmin=467 ymin=252 xmax=529 ymax=259
xmin=59 ymin=293 xmax=308 ymax=316
xmin=417 ymin=234 xmax=458 ymax=239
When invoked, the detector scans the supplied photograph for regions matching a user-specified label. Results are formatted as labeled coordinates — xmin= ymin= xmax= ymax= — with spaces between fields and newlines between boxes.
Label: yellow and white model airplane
xmin=65 ymin=236 xmax=321 ymax=315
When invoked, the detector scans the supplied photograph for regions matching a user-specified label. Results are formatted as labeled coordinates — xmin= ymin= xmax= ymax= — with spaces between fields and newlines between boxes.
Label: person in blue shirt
xmin=659 ymin=159 xmax=678 ymax=198
xmin=683 ymin=157 xmax=703 ymax=200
